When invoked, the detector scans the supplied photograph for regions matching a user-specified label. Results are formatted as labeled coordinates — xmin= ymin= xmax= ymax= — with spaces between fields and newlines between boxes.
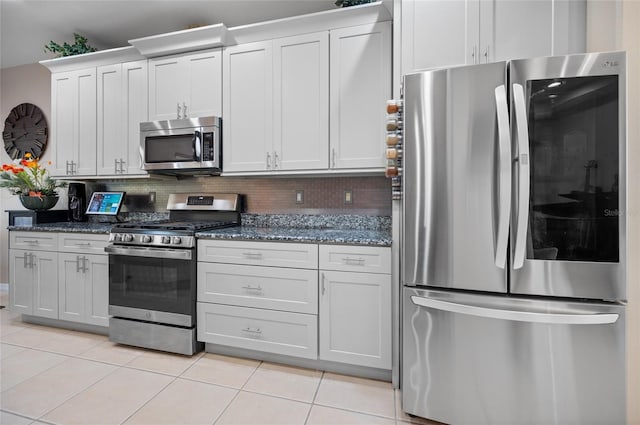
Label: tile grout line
xmin=118 ymin=372 xmax=180 ymax=425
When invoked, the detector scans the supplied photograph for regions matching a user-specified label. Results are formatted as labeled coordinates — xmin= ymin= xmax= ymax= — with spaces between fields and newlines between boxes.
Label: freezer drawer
xmin=402 ymin=287 xmax=626 ymax=425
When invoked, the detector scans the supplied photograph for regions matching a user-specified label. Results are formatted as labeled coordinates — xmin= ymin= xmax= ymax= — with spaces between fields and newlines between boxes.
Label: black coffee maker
xmin=68 ymin=183 xmax=87 ymax=222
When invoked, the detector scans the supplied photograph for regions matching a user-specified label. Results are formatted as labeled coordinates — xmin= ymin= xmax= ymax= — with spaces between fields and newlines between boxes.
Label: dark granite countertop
xmin=7 ymin=222 xmax=114 ymax=234
xmin=196 ymin=226 xmax=392 ymax=247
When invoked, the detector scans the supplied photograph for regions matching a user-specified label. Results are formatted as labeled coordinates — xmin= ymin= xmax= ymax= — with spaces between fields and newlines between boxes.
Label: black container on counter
xmin=8 ymin=209 xmax=68 ymax=226
xmin=68 ymin=182 xmax=87 ymax=222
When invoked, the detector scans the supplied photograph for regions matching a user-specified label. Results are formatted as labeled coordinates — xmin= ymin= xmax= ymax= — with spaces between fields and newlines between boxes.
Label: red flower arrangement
xmin=0 ymin=153 xmax=66 ymax=197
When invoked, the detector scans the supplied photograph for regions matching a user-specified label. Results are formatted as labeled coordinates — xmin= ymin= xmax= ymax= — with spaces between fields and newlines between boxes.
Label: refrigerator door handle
xmin=494 ymin=85 xmax=511 ymax=269
xmin=512 ymin=83 xmax=530 ymax=269
xmin=410 ymin=296 xmax=619 ymax=325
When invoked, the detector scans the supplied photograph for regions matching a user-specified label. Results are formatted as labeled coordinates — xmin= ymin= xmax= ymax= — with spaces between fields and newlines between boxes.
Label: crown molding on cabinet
xmin=39 ymin=2 xmax=391 ymax=71
xmin=226 ymin=2 xmax=392 ymax=45
xmin=129 ymin=23 xmax=228 ymax=58
xmin=39 ymin=46 xmax=145 ymax=72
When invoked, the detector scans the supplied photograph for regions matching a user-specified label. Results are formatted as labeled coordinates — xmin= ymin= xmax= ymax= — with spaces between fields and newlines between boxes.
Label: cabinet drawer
xmin=58 ymin=233 xmax=109 ymax=255
xmin=319 ymin=245 xmax=391 ymax=273
xmin=198 ymin=263 xmax=318 ymax=314
xmin=197 ymin=303 xmax=317 ymax=359
xmin=10 ymin=231 xmax=58 ymax=251
xmin=198 ymin=240 xmax=318 ymax=269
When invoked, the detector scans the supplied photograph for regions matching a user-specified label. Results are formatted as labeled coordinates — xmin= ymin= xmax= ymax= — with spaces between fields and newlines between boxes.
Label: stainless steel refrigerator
xmin=401 ymin=51 xmax=626 ymax=424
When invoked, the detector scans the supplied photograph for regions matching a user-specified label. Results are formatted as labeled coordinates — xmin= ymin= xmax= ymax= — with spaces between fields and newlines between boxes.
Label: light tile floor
xmin=0 ymin=295 xmax=438 ymax=425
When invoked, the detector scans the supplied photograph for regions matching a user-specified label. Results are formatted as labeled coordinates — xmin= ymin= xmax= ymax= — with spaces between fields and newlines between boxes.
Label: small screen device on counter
xmin=86 ymin=192 xmax=125 ymax=215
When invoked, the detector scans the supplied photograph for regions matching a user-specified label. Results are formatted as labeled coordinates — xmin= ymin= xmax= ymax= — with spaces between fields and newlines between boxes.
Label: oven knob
xmin=114 ymin=234 xmax=122 ymax=242
xmin=171 ymin=236 xmax=182 ymax=245
xmin=123 ymin=234 xmax=134 ymax=242
xmin=141 ymin=235 xmax=153 ymax=243
xmin=162 ymin=236 xmax=171 ymax=244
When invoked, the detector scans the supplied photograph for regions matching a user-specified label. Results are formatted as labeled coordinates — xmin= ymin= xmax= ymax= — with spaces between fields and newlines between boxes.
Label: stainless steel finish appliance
xmin=401 ymin=51 xmax=626 ymax=424
xmin=67 ymin=182 xmax=87 ymax=222
xmin=106 ymin=193 xmax=241 ymax=355
xmin=140 ymin=116 xmax=221 ymax=175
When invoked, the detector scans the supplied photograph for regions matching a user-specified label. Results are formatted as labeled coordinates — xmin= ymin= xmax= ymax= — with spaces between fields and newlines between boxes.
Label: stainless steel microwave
xmin=140 ymin=116 xmax=221 ymax=175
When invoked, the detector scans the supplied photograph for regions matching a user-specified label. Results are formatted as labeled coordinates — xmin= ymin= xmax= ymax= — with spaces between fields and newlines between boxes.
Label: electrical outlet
xmin=344 ymin=189 xmax=353 ymax=205
xmin=295 ymin=190 xmax=304 ymax=204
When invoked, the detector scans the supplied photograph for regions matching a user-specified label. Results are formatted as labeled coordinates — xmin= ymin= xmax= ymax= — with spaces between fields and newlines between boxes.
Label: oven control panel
xmin=109 ymin=232 xmax=195 ymax=249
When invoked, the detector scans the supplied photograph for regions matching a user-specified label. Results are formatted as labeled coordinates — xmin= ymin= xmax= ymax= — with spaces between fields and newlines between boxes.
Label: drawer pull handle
xmin=242 ymin=285 xmax=263 ymax=292
xmin=242 ymin=327 xmax=262 ymax=337
xmin=242 ymin=252 xmax=264 ymax=259
xmin=343 ymin=257 xmax=365 ymax=266
xmin=24 ymin=240 xmax=39 ymax=244
xmin=74 ymin=242 xmax=92 ymax=247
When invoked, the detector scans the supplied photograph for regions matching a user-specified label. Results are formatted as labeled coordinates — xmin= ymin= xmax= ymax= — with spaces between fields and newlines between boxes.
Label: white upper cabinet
xmin=273 ymin=32 xmax=329 ymax=171
xmin=148 ymin=48 xmax=222 ymax=120
xmin=223 ymin=33 xmax=329 ymax=173
xmin=330 ymin=22 xmax=391 ymax=170
xmin=223 ymin=41 xmax=273 ymax=172
xmin=50 ymin=68 xmax=97 ymax=177
xmin=402 ymin=0 xmax=586 ymax=73
xmin=97 ymin=60 xmax=148 ymax=176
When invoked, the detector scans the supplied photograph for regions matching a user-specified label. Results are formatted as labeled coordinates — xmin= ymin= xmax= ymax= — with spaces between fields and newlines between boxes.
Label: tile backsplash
xmin=94 ymin=175 xmax=391 ymax=216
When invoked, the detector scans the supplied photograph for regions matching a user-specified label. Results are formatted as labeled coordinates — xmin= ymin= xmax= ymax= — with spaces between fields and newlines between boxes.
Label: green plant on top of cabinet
xmin=401 ymin=0 xmax=586 ymax=74
xmin=223 ymin=32 xmax=329 ymax=173
xmin=50 ymin=68 xmax=97 ymax=177
xmin=148 ymin=48 xmax=222 ymax=121
xmin=97 ymin=60 xmax=148 ymax=176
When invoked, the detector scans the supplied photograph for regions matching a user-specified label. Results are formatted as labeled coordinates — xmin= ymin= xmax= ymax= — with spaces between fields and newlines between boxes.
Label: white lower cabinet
xmin=318 ymin=270 xmax=391 ymax=369
xmin=9 ymin=231 xmax=109 ymax=328
xmin=9 ymin=249 xmax=58 ymax=318
xmin=198 ymin=303 xmax=318 ymax=359
xmin=197 ymin=239 xmax=319 ymax=359
xmin=197 ymin=239 xmax=392 ymax=371
xmin=318 ymin=244 xmax=392 ymax=369
xmin=58 ymin=253 xmax=109 ymax=327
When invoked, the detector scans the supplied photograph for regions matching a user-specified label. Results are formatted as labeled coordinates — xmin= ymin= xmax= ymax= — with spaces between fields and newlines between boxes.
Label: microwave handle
xmin=193 ymin=131 xmax=201 ymax=161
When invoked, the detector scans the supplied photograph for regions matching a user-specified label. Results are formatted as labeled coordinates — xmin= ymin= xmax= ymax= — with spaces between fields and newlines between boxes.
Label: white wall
xmin=0 ymin=63 xmax=61 ymax=284
xmin=587 ymin=1 xmax=640 ymax=423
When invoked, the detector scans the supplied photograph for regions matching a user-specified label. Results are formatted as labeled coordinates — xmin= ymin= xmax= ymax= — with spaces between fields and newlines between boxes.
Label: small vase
xmin=19 ymin=195 xmax=59 ymax=211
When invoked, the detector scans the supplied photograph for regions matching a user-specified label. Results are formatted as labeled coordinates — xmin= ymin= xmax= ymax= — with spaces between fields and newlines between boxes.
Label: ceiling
xmin=0 ymin=0 xmax=338 ymax=69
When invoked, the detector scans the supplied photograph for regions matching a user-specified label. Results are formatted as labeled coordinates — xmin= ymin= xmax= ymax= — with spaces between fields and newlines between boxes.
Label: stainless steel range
xmin=105 ymin=193 xmax=242 ymax=355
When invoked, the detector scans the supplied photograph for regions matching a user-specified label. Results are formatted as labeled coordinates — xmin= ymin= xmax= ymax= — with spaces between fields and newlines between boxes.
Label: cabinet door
xmin=402 ymin=0 xmax=479 ymax=73
xmin=330 ymin=23 xmax=391 ymax=170
xmin=480 ymin=0 xmax=552 ymax=62
xmin=185 ymin=49 xmax=222 ymax=118
xmin=76 ymin=68 xmax=97 ymax=176
xmin=97 ymin=64 xmax=124 ymax=175
xmin=58 ymin=252 xmax=85 ymax=322
xmin=9 ymin=250 xmax=34 ymax=315
xmin=122 ymin=60 xmax=148 ymax=175
xmin=85 ymin=254 xmax=109 ymax=327
xmin=223 ymin=41 xmax=273 ymax=172
xmin=148 ymin=55 xmax=183 ymax=120
xmin=273 ymin=32 xmax=329 ymax=171
xmin=50 ymin=72 xmax=76 ymax=176
xmin=319 ymin=271 xmax=391 ymax=369
xmin=32 ymin=251 xmax=58 ymax=319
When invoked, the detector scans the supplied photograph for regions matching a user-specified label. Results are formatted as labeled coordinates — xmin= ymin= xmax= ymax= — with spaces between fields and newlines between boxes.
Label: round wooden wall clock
xmin=2 ymin=103 xmax=48 ymax=160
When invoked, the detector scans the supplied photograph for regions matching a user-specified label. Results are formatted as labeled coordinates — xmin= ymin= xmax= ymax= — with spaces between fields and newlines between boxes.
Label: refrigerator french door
xmin=401 ymin=51 xmax=626 ymax=425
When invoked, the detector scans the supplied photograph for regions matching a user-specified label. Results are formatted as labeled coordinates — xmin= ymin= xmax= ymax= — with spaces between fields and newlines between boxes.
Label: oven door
xmin=106 ymin=245 xmax=196 ymax=327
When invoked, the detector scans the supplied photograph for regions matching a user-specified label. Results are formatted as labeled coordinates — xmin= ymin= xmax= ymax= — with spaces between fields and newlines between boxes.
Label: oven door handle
xmin=105 ymin=245 xmax=193 ymax=260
